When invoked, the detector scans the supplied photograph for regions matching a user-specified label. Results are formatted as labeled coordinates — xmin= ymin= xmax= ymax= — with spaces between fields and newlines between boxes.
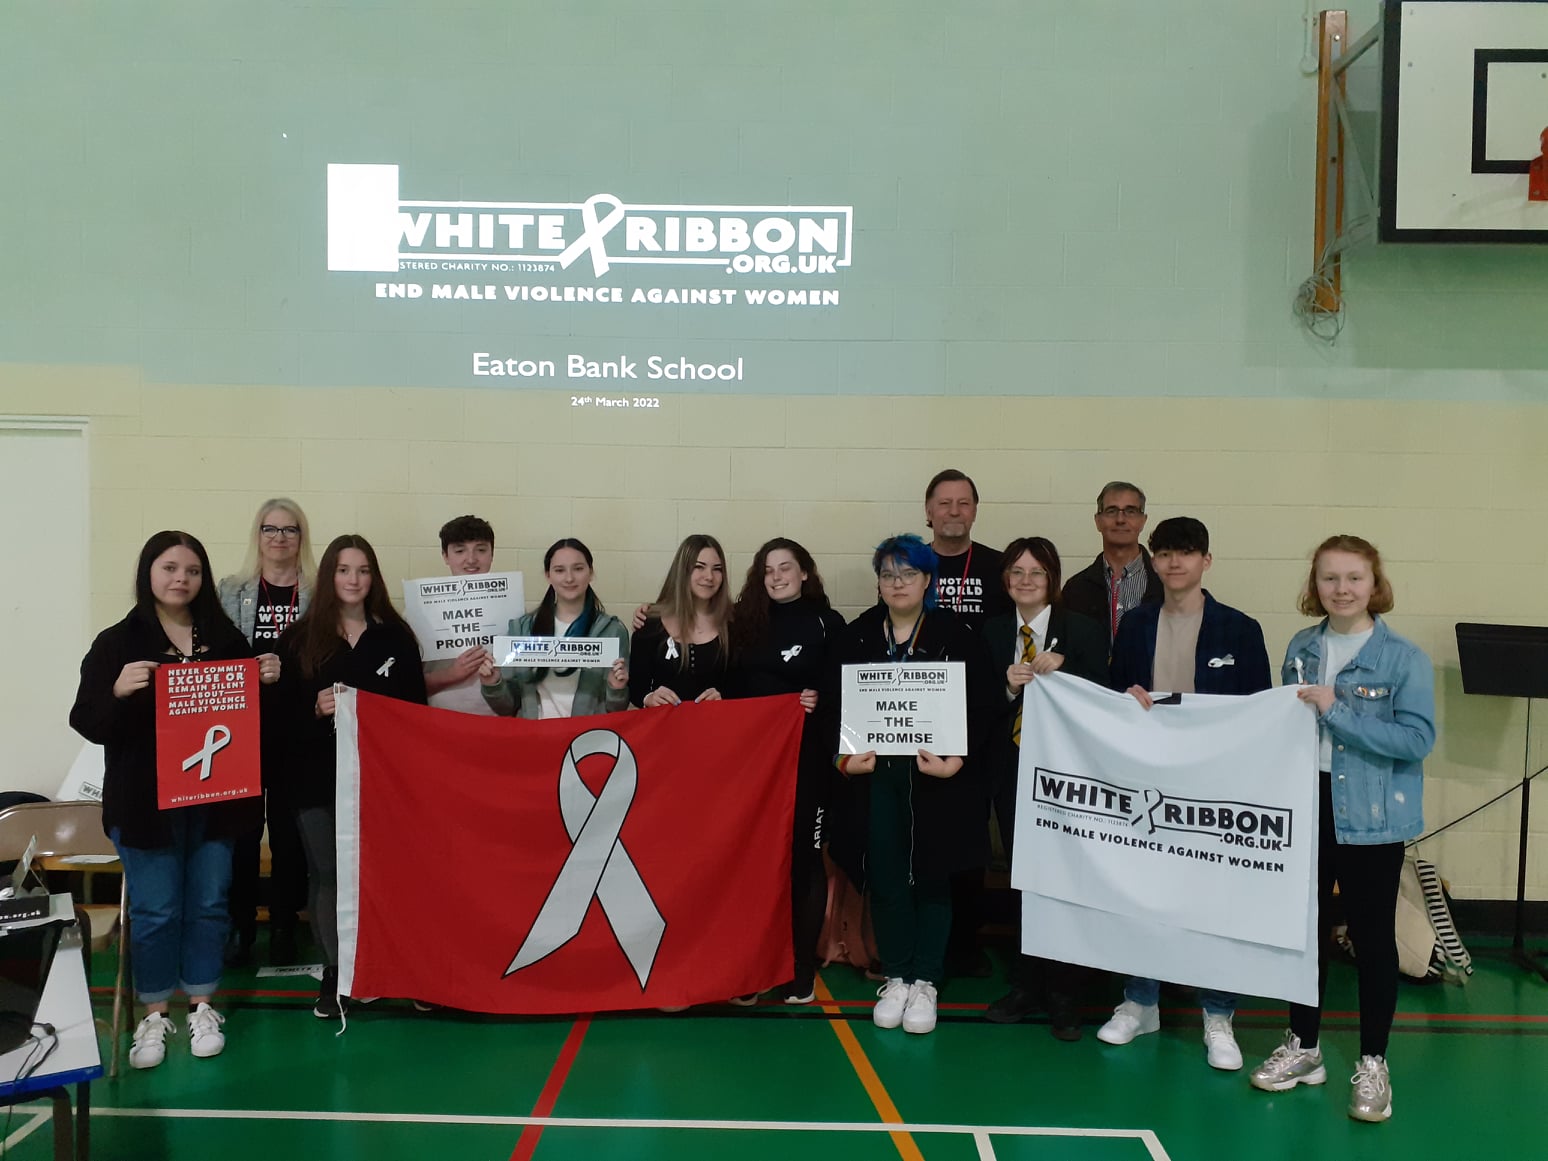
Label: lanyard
xmin=885 ymin=611 xmax=925 ymax=661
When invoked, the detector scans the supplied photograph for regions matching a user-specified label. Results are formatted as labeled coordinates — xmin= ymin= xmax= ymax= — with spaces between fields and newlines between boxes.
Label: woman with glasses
xmin=217 ymin=499 xmax=316 ymax=967
xmin=981 ymin=537 xmax=1108 ymax=1040
xmin=829 ymin=534 xmax=997 ymax=1036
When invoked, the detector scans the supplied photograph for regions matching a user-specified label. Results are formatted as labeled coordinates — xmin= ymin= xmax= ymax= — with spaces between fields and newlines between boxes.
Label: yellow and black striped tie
xmin=1011 ymin=624 xmax=1036 ymax=747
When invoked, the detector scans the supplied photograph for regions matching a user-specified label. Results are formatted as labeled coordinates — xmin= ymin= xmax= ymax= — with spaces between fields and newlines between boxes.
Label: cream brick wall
xmin=8 ymin=366 xmax=1548 ymax=901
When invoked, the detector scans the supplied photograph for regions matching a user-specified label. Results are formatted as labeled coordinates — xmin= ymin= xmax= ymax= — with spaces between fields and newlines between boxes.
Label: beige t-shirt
xmin=1152 ymin=608 xmax=1202 ymax=694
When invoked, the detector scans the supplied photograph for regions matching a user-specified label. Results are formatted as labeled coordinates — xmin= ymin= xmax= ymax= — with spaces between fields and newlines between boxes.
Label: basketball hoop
xmin=1530 ymin=128 xmax=1548 ymax=202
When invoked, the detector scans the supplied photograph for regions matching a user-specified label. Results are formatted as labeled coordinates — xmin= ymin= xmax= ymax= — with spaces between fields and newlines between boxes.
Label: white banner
xmin=1014 ymin=674 xmax=1319 ymax=1006
xmin=492 ymin=636 xmax=619 ymax=669
xmin=402 ymin=571 xmax=525 ymax=661
xmin=839 ymin=662 xmax=966 ymax=756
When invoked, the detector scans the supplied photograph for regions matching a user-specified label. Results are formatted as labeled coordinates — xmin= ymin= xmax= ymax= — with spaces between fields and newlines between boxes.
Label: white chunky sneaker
xmin=1250 ymin=1031 xmax=1327 ymax=1091
xmin=1096 ymin=1000 xmax=1160 ymax=1045
xmin=901 ymin=980 xmax=938 ymax=1035
xmin=187 ymin=1003 xmax=226 ymax=1059
xmin=873 ymin=977 xmax=910 ymax=1029
xmin=129 ymin=1011 xmax=175 ymax=1070
xmin=1202 ymin=1011 xmax=1243 ymax=1071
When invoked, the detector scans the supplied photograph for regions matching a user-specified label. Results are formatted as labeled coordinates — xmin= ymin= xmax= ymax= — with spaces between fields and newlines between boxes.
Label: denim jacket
xmin=1282 ymin=615 xmax=1435 ymax=845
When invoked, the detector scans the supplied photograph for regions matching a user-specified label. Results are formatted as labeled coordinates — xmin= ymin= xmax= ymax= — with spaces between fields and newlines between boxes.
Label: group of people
xmin=69 ymin=472 xmax=1435 ymax=1125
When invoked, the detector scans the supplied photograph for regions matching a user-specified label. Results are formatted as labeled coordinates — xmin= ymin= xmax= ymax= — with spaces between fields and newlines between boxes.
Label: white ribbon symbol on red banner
xmin=181 ymin=725 xmax=231 ymax=782
xmin=507 ymin=729 xmax=665 ymax=988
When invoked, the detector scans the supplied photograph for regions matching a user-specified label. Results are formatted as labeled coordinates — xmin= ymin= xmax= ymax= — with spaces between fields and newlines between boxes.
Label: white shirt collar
xmin=1017 ymin=605 xmax=1053 ymax=646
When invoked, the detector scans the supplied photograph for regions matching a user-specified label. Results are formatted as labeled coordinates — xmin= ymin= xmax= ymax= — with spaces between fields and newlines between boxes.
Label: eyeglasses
xmin=1099 ymin=506 xmax=1145 ymax=519
xmin=1008 ymin=568 xmax=1048 ymax=581
xmin=260 ymin=525 xmax=301 ymax=539
xmin=878 ymin=569 xmax=924 ymax=586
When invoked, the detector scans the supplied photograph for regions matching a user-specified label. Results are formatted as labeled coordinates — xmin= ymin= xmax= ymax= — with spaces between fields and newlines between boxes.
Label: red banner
xmin=154 ymin=659 xmax=262 ymax=810
xmin=336 ymin=690 xmax=804 ymax=1014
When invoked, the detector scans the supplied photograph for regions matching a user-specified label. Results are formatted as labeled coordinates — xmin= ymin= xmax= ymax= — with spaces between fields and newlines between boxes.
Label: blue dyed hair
xmin=871 ymin=533 xmax=939 ymax=610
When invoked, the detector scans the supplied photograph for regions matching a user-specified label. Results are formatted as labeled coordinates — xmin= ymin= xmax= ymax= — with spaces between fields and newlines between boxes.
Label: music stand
xmin=1455 ymin=622 xmax=1548 ymax=981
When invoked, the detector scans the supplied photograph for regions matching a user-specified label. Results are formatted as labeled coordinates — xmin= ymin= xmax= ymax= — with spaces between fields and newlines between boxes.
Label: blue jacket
xmin=1109 ymin=592 xmax=1272 ymax=696
xmin=1283 ymin=615 xmax=1434 ymax=844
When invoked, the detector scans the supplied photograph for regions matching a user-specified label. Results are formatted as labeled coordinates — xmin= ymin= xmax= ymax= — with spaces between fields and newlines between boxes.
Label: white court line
xmin=85 ymin=1108 xmax=1172 ymax=1159
xmin=1 ymin=1108 xmax=52 ymax=1152
xmin=974 ymin=1128 xmax=997 ymax=1160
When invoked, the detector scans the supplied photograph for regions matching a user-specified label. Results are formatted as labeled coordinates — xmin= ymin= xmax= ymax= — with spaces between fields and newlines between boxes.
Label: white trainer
xmin=1202 ymin=1011 xmax=1243 ymax=1070
xmin=1349 ymin=1055 xmax=1393 ymax=1122
xmin=129 ymin=1011 xmax=175 ymax=1070
xmin=188 ymin=1003 xmax=226 ymax=1059
xmin=902 ymin=980 xmax=938 ymax=1034
xmin=1250 ymin=1031 xmax=1327 ymax=1091
xmin=873 ymin=977 xmax=910 ymax=1029
xmin=1096 ymin=1000 xmax=1160 ymax=1045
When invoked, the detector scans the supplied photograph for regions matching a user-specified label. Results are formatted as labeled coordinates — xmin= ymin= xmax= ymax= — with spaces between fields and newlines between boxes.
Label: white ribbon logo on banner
xmin=507 ymin=729 xmax=666 ymax=988
xmin=181 ymin=725 xmax=231 ymax=782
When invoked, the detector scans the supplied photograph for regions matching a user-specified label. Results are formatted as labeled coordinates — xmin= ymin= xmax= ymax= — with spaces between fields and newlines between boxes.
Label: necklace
xmin=165 ymin=621 xmax=202 ymax=663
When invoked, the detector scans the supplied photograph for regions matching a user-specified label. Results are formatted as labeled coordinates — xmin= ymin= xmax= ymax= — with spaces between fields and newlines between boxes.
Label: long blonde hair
xmin=230 ymin=497 xmax=317 ymax=592
xmin=652 ymin=534 xmax=731 ymax=665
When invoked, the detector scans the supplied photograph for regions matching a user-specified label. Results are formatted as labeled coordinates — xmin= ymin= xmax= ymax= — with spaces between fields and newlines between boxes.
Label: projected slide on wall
xmin=1 ymin=4 xmax=1045 ymax=396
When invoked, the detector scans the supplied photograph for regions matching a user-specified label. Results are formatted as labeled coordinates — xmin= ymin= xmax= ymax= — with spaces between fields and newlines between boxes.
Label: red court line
xmin=509 ymin=1015 xmax=592 ymax=1161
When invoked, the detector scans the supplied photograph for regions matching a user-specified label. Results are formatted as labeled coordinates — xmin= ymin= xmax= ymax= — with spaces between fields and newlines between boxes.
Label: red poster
xmin=335 ymin=690 xmax=804 ymax=1014
xmin=154 ymin=659 xmax=262 ymax=810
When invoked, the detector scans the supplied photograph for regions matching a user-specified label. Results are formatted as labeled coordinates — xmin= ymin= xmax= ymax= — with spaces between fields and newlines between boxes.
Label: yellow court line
xmin=814 ymin=973 xmax=926 ymax=1161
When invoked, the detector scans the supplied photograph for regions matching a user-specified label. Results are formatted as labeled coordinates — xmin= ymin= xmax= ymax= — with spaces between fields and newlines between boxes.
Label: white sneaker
xmin=1348 ymin=1055 xmax=1392 ymax=1122
xmin=1202 ymin=1011 xmax=1242 ymax=1070
xmin=129 ymin=1012 xmax=175 ymax=1070
xmin=902 ymin=980 xmax=938 ymax=1034
xmin=1096 ymin=1000 xmax=1159 ymax=1045
xmin=873 ymin=977 xmax=910 ymax=1029
xmin=187 ymin=1003 xmax=226 ymax=1059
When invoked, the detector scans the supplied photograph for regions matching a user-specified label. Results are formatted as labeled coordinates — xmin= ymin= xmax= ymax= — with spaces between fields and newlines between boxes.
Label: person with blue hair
xmin=827 ymin=534 xmax=998 ymax=1035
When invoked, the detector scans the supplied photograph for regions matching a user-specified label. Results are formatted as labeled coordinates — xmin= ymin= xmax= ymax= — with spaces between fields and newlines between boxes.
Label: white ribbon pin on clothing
xmin=507 ymin=729 xmax=666 ymax=988
xmin=181 ymin=725 xmax=231 ymax=782
xmin=1207 ymin=654 xmax=1236 ymax=668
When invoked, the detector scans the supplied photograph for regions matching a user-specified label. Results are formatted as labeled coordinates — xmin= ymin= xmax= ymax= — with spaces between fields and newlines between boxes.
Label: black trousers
xmin=227 ymin=789 xmax=309 ymax=936
xmin=790 ymin=763 xmax=828 ymax=985
xmin=1290 ymin=774 xmax=1405 ymax=1058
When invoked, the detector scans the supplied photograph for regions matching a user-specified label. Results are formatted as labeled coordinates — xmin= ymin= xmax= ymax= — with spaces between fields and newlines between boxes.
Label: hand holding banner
xmin=155 ymin=660 xmax=261 ymax=809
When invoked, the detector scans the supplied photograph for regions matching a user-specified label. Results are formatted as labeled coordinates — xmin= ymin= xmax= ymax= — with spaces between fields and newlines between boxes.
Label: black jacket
xmin=1109 ymin=592 xmax=1272 ymax=696
xmin=1061 ymin=549 xmax=1164 ymax=638
xmin=70 ymin=608 xmax=263 ymax=847
xmin=272 ymin=620 xmax=427 ymax=810
xmin=827 ymin=605 xmax=1001 ymax=883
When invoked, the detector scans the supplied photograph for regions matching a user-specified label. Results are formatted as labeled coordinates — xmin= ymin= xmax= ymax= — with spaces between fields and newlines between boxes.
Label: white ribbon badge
xmin=181 ymin=725 xmax=231 ymax=782
xmin=507 ymin=729 xmax=666 ymax=988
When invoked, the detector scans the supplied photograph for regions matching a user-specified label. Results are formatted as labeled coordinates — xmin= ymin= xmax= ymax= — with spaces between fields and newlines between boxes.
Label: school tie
xmin=1011 ymin=625 xmax=1037 ymax=747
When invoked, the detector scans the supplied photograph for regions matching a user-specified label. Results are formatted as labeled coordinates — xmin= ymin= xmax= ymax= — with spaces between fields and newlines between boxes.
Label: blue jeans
xmin=1124 ymin=975 xmax=1236 ymax=1017
xmin=111 ymin=810 xmax=234 ymax=1004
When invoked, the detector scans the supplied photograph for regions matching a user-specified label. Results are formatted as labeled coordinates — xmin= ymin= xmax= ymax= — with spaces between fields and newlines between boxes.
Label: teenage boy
xmin=1097 ymin=516 xmax=1272 ymax=1071
xmin=424 ymin=515 xmax=498 ymax=714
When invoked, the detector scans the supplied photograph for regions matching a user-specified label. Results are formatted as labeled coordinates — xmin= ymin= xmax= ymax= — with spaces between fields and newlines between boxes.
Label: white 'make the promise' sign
xmin=839 ymin=662 xmax=967 ymax=756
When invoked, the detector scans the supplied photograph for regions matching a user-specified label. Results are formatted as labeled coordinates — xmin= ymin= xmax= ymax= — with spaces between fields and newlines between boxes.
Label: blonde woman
xmin=217 ymin=498 xmax=316 ymax=967
xmin=629 ymin=534 xmax=731 ymax=708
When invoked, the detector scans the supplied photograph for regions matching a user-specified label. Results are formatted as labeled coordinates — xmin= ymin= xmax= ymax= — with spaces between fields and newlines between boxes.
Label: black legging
xmin=790 ymin=763 xmax=828 ymax=985
xmin=1290 ymin=774 xmax=1405 ymax=1058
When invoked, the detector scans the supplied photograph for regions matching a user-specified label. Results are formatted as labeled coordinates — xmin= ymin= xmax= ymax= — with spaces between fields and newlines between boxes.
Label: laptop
xmin=0 ymin=918 xmax=65 ymax=1055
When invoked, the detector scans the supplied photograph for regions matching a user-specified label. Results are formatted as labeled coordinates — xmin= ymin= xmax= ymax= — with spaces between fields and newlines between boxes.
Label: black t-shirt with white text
xmin=933 ymin=541 xmax=1012 ymax=625
xmin=253 ymin=581 xmax=300 ymax=645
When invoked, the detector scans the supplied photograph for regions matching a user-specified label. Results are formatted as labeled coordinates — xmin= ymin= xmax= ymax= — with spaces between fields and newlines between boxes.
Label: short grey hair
xmin=1095 ymin=481 xmax=1147 ymax=512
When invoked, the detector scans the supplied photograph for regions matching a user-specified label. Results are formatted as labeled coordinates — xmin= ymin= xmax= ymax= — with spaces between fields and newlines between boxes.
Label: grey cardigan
xmin=481 ymin=609 xmax=630 ymax=719
xmin=218 ymin=574 xmax=313 ymax=643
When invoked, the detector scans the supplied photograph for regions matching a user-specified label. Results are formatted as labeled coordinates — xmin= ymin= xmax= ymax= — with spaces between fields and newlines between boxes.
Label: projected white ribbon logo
xmin=181 ymin=725 xmax=231 ymax=782
xmin=557 ymin=194 xmax=626 ymax=277
xmin=507 ymin=729 xmax=666 ymax=988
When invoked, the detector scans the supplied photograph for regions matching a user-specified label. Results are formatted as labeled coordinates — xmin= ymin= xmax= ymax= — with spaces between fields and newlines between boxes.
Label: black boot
xmin=314 ymin=966 xmax=341 ymax=1019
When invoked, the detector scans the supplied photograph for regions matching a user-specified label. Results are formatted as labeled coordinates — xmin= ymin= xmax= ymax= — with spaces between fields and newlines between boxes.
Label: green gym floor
xmin=7 ymin=935 xmax=1545 ymax=1160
